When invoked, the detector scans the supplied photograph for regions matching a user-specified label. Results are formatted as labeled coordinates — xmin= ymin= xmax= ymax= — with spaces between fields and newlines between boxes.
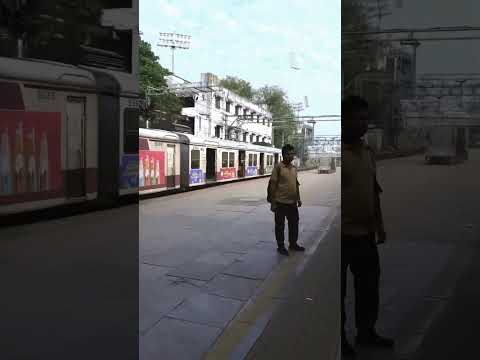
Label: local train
xmin=0 ymin=57 xmax=282 ymax=216
xmin=0 ymin=56 xmax=140 ymax=215
xmin=138 ymin=128 xmax=282 ymax=196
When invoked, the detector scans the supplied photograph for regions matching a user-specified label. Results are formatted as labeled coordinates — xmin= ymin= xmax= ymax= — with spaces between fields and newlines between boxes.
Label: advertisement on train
xmin=189 ymin=169 xmax=204 ymax=184
xmin=218 ymin=168 xmax=236 ymax=180
xmin=246 ymin=166 xmax=258 ymax=176
xmin=0 ymin=111 xmax=62 ymax=203
xmin=139 ymin=150 xmax=165 ymax=188
xmin=120 ymin=154 xmax=139 ymax=189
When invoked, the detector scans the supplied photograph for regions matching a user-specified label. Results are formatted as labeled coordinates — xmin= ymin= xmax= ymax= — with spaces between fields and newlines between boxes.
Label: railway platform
xmin=343 ymin=150 xmax=480 ymax=359
xmin=139 ymin=169 xmax=340 ymax=360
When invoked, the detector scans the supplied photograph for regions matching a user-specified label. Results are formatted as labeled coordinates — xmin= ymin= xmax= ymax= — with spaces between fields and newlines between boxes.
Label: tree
xmin=254 ymin=86 xmax=298 ymax=148
xmin=139 ymin=38 xmax=182 ymax=123
xmin=219 ymin=76 xmax=255 ymax=100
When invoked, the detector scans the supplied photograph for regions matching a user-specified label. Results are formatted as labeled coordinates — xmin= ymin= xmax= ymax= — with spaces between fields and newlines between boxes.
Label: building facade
xmin=178 ymin=73 xmax=273 ymax=144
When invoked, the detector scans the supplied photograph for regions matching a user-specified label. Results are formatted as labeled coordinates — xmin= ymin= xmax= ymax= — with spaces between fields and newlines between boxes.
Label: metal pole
xmin=171 ymin=47 xmax=175 ymax=73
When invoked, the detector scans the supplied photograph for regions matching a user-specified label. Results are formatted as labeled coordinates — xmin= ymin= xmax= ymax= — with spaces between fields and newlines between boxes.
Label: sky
xmin=382 ymin=0 xmax=480 ymax=75
xmin=140 ymin=0 xmax=341 ymax=136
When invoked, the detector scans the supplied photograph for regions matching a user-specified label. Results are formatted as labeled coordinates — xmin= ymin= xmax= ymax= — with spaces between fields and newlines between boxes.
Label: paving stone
xmin=141 ymin=249 xmax=199 ymax=268
xmin=166 ymin=252 xmax=239 ymax=281
xmin=140 ymin=317 xmax=222 ymax=360
xmin=167 ymin=292 xmax=244 ymax=328
xmin=207 ymin=274 xmax=262 ymax=301
xmin=222 ymin=251 xmax=285 ymax=280
xmin=140 ymin=278 xmax=205 ymax=334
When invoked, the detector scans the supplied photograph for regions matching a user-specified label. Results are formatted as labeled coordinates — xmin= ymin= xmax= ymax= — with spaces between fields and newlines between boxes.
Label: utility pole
xmin=158 ymin=32 xmax=191 ymax=74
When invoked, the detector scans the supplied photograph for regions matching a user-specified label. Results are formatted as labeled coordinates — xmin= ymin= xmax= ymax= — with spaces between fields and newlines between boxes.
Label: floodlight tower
xmin=158 ymin=32 xmax=191 ymax=74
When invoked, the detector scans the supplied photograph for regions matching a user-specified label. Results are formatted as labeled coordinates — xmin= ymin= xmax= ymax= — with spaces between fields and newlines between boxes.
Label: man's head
xmin=282 ymin=144 xmax=296 ymax=164
xmin=342 ymin=96 xmax=369 ymax=144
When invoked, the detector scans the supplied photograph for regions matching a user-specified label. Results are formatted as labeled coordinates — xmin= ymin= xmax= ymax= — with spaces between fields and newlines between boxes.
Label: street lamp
xmin=158 ymin=32 xmax=191 ymax=74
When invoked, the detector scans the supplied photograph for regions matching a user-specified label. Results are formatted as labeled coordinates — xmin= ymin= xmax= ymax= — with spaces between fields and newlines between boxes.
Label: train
xmin=0 ymin=56 xmax=140 ymax=216
xmin=138 ymin=128 xmax=282 ymax=196
xmin=0 ymin=57 xmax=282 ymax=216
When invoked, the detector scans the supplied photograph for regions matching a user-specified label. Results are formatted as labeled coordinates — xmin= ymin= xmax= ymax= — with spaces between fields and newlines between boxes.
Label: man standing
xmin=268 ymin=144 xmax=305 ymax=256
xmin=341 ymin=96 xmax=394 ymax=358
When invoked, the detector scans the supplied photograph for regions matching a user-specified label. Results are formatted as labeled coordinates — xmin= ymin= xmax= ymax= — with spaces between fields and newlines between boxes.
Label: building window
xmin=191 ymin=150 xmax=200 ymax=169
xmin=243 ymin=133 xmax=247 ymax=142
xmin=235 ymin=106 xmax=241 ymax=115
xmin=257 ymin=115 xmax=261 ymax=123
xmin=215 ymin=96 xmax=221 ymax=109
xmin=222 ymin=152 xmax=228 ymax=168
xmin=215 ymin=126 xmax=221 ymax=138
xmin=229 ymin=152 xmax=235 ymax=167
xmin=250 ymin=134 xmax=254 ymax=142
xmin=248 ymin=154 xmax=253 ymax=166
xmin=243 ymin=109 xmax=248 ymax=116
xmin=256 ymin=135 xmax=260 ymax=142
xmin=226 ymin=101 xmax=231 ymax=113
xmin=253 ymin=154 xmax=258 ymax=166
xmin=262 ymin=117 xmax=265 ymax=125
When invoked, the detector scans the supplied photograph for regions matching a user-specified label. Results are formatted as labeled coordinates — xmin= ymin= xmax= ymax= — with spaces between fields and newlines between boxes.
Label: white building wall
xmin=181 ymin=78 xmax=273 ymax=143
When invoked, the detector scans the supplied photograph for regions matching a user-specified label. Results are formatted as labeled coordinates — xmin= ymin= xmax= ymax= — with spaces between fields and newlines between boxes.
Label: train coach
xmin=138 ymin=128 xmax=282 ymax=196
xmin=0 ymin=57 xmax=140 ymax=216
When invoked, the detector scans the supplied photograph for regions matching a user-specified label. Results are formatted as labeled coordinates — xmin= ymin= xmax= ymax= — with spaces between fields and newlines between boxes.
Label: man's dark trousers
xmin=274 ymin=203 xmax=299 ymax=247
xmin=341 ymin=233 xmax=380 ymax=337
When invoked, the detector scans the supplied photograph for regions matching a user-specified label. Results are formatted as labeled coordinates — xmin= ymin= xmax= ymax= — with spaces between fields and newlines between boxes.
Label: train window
xmin=191 ymin=150 xmax=200 ymax=169
xmin=0 ymin=82 xmax=24 ymax=110
xmin=124 ymin=108 xmax=139 ymax=154
xmin=222 ymin=152 xmax=228 ymax=168
xmin=229 ymin=152 xmax=235 ymax=167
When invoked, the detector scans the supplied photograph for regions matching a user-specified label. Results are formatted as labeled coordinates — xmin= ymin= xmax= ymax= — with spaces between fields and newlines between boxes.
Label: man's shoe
xmin=356 ymin=332 xmax=394 ymax=348
xmin=289 ymin=243 xmax=305 ymax=251
xmin=341 ymin=339 xmax=356 ymax=358
xmin=277 ymin=247 xmax=289 ymax=256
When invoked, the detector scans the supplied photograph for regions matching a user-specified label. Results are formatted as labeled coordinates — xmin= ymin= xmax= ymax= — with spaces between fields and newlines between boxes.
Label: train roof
xmin=0 ymin=57 xmax=96 ymax=88
xmin=139 ymin=128 xmax=281 ymax=153
xmin=139 ymin=128 xmax=185 ymax=143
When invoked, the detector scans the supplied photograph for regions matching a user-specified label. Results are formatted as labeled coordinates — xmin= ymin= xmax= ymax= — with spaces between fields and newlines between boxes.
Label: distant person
xmin=341 ymin=96 xmax=394 ymax=358
xmin=267 ymin=144 xmax=304 ymax=256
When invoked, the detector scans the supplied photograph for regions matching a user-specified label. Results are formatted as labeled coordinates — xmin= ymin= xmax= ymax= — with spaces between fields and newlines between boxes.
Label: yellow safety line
xmin=204 ymin=208 xmax=338 ymax=360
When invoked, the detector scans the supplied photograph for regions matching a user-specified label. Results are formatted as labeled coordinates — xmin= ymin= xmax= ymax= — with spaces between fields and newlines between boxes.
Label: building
xmin=171 ymin=73 xmax=273 ymax=145
xmin=345 ymin=46 xmax=414 ymax=150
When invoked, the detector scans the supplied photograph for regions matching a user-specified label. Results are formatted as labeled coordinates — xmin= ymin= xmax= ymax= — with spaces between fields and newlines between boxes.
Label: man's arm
xmin=296 ymin=172 xmax=302 ymax=207
xmin=267 ymin=164 xmax=280 ymax=203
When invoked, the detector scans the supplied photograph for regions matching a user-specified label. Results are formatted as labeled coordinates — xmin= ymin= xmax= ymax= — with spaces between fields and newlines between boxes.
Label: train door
xmin=206 ymin=148 xmax=216 ymax=181
xmin=259 ymin=153 xmax=265 ymax=175
xmin=65 ymin=97 xmax=86 ymax=198
xmin=166 ymin=145 xmax=176 ymax=188
xmin=238 ymin=150 xmax=245 ymax=177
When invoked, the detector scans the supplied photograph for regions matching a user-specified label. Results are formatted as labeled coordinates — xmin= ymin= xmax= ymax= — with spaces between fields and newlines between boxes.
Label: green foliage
xmin=139 ymin=39 xmax=182 ymax=121
xmin=219 ymin=76 xmax=255 ymax=100
xmin=254 ymin=86 xmax=297 ymax=148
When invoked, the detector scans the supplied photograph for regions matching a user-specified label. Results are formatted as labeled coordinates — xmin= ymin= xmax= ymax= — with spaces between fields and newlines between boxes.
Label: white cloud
xmin=157 ymin=0 xmax=182 ymax=18
xmin=213 ymin=11 xmax=239 ymax=30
